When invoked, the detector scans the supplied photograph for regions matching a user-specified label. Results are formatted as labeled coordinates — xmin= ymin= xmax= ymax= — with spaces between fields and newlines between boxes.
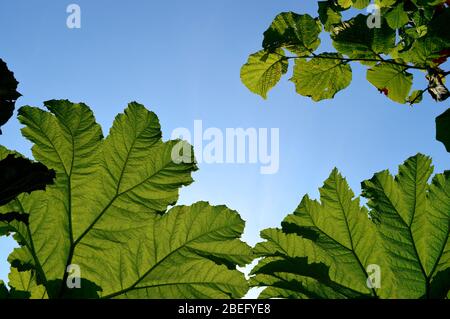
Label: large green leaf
xmin=436 ymin=108 xmax=450 ymax=152
xmin=366 ymin=63 xmax=413 ymax=103
xmin=262 ymin=12 xmax=322 ymax=55
xmin=240 ymin=49 xmax=288 ymax=99
xmin=291 ymin=53 xmax=352 ymax=101
xmin=251 ymin=154 xmax=450 ymax=299
xmin=0 ymin=100 xmax=252 ymax=299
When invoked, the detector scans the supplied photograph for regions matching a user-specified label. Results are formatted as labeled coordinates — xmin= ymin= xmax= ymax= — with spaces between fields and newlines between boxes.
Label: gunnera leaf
xmin=0 ymin=100 xmax=252 ymax=299
xmin=251 ymin=154 xmax=450 ymax=299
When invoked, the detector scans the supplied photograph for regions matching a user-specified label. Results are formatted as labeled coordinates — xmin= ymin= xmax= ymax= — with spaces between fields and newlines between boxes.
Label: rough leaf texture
xmin=251 ymin=154 xmax=450 ymax=299
xmin=0 ymin=100 xmax=252 ymax=299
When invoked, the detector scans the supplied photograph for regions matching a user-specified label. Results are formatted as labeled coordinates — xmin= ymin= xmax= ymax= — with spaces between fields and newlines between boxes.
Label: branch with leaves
xmin=240 ymin=0 xmax=450 ymax=151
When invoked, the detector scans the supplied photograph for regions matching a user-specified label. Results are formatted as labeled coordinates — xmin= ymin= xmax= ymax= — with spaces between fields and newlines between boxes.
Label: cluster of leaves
xmin=0 ymin=100 xmax=252 ymax=299
xmin=240 ymin=0 xmax=450 ymax=151
xmin=1 ymin=102 xmax=448 ymax=300
xmin=251 ymin=154 xmax=450 ymax=299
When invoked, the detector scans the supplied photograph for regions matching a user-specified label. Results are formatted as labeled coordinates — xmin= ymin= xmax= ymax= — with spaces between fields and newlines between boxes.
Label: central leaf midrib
xmin=332 ymin=178 xmax=377 ymax=298
xmin=377 ymin=171 xmax=430 ymax=295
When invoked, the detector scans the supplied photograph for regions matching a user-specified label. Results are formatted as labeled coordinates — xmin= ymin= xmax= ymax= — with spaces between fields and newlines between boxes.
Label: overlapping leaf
xmin=331 ymin=14 xmax=396 ymax=62
xmin=251 ymin=154 xmax=450 ymax=299
xmin=366 ymin=63 xmax=413 ymax=103
xmin=291 ymin=53 xmax=352 ymax=101
xmin=0 ymin=100 xmax=252 ymax=299
xmin=240 ymin=49 xmax=288 ymax=99
xmin=262 ymin=12 xmax=322 ymax=55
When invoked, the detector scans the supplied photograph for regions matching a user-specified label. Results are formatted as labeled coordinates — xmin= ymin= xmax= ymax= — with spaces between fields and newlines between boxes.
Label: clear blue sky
xmin=0 ymin=0 xmax=448 ymax=292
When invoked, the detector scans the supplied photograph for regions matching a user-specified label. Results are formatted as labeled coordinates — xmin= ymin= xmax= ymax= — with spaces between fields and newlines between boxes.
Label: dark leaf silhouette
xmin=0 ymin=59 xmax=21 ymax=134
xmin=436 ymin=108 xmax=450 ymax=152
xmin=0 ymin=212 xmax=29 ymax=225
xmin=0 ymin=153 xmax=55 ymax=206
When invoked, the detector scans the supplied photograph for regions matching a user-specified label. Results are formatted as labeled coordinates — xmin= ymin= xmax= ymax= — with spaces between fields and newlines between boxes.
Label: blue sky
xmin=0 ymin=0 xmax=448 ymax=292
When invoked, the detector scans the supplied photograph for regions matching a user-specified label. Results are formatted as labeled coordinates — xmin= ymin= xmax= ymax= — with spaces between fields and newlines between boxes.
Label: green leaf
xmin=436 ymin=108 xmax=450 ymax=152
xmin=332 ymin=14 xmax=396 ymax=62
xmin=263 ymin=12 xmax=322 ymax=55
xmin=318 ymin=1 xmax=342 ymax=32
xmin=352 ymin=0 xmax=370 ymax=10
xmin=400 ymin=37 xmax=444 ymax=68
xmin=366 ymin=63 xmax=413 ymax=103
xmin=362 ymin=154 xmax=450 ymax=298
xmin=251 ymin=169 xmax=386 ymax=299
xmin=252 ymin=154 xmax=450 ymax=299
xmin=251 ymin=154 xmax=450 ymax=299
xmin=401 ymin=9 xmax=450 ymax=67
xmin=290 ymin=53 xmax=352 ymax=101
xmin=1 ymin=100 xmax=252 ymax=299
xmin=8 ymin=268 xmax=47 ymax=299
xmin=337 ymin=0 xmax=352 ymax=9
xmin=407 ymin=90 xmax=423 ymax=105
xmin=240 ymin=49 xmax=288 ymax=99
xmin=385 ymin=4 xmax=410 ymax=29
xmin=375 ymin=0 xmax=397 ymax=7
xmin=412 ymin=0 xmax=447 ymax=7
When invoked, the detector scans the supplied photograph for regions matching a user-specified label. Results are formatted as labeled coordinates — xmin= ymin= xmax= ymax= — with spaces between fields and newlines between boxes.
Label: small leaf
xmin=367 ymin=63 xmax=413 ymax=103
xmin=290 ymin=53 xmax=352 ymax=101
xmin=407 ymin=90 xmax=424 ymax=105
xmin=240 ymin=49 xmax=288 ymax=99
